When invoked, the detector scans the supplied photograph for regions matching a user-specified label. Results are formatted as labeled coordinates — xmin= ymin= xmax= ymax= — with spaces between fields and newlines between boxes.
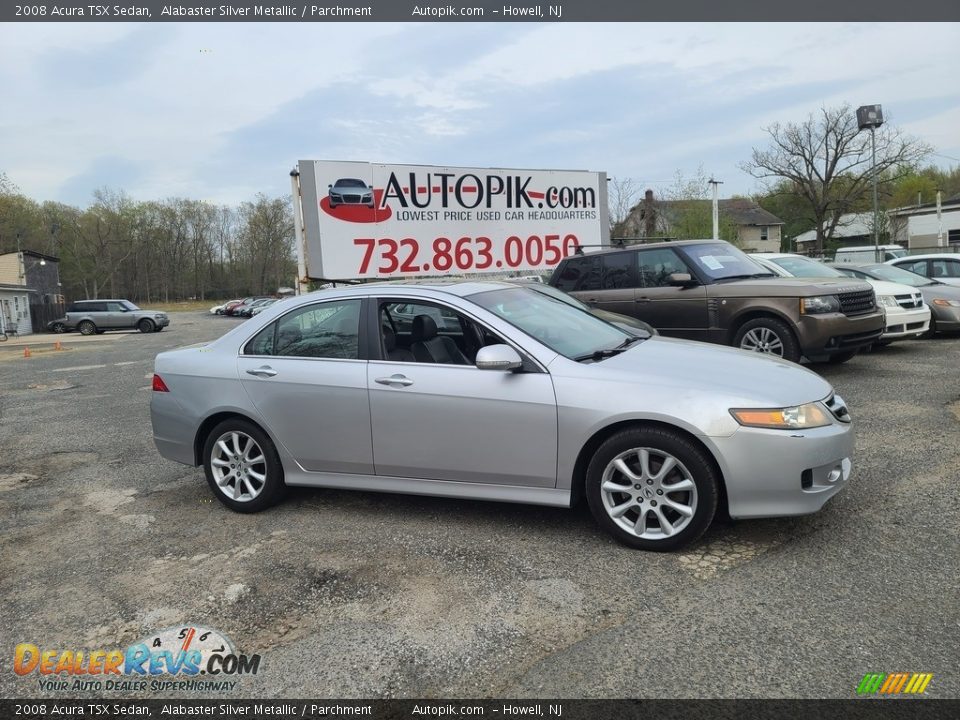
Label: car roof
xmin=890 ymin=253 xmax=960 ymax=260
xmin=564 ymin=239 xmax=735 ymax=258
xmin=74 ymin=298 xmax=130 ymax=303
xmin=301 ymin=279 xmax=520 ymax=299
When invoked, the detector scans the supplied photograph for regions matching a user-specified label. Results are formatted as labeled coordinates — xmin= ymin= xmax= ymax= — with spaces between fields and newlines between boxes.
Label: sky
xmin=1 ymin=22 xmax=958 ymax=209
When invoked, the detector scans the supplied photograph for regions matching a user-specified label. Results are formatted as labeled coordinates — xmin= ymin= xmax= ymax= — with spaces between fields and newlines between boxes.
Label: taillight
xmin=152 ymin=374 xmax=170 ymax=392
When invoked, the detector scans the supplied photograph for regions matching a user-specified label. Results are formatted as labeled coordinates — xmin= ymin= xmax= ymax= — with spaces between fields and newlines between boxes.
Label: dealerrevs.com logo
xmin=14 ymin=625 xmax=261 ymax=693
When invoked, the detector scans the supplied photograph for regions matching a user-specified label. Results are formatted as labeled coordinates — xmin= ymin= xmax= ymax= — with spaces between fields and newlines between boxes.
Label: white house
xmin=888 ymin=196 xmax=960 ymax=251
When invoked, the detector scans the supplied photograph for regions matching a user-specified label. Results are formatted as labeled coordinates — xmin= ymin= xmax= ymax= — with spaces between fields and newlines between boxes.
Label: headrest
xmin=383 ymin=325 xmax=396 ymax=351
xmin=412 ymin=314 xmax=438 ymax=341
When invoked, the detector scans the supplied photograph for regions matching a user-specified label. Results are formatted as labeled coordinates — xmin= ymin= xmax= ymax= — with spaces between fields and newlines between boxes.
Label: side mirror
xmin=475 ymin=344 xmax=522 ymax=371
xmin=668 ymin=272 xmax=695 ymax=286
xmin=327 ymin=184 xmax=332 ymax=188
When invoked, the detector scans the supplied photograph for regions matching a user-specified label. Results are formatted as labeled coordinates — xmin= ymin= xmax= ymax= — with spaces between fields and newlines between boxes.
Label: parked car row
xmin=211 ymin=297 xmax=279 ymax=317
xmin=150 ymin=239 xmax=958 ymax=554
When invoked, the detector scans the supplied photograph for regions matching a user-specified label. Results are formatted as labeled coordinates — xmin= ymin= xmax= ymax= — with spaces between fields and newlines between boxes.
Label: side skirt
xmin=283 ymin=469 xmax=572 ymax=508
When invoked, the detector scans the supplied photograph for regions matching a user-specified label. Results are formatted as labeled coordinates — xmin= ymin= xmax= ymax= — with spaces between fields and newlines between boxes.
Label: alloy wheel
xmin=599 ymin=447 xmax=698 ymax=540
xmin=209 ymin=431 xmax=267 ymax=502
xmin=739 ymin=327 xmax=784 ymax=356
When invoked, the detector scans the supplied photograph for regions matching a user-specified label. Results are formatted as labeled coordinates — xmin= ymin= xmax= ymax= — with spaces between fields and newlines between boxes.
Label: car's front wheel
xmin=78 ymin=320 xmax=96 ymax=336
xmin=733 ymin=317 xmax=801 ymax=363
xmin=49 ymin=322 xmax=66 ymax=333
xmin=202 ymin=418 xmax=286 ymax=513
xmin=585 ymin=427 xmax=718 ymax=551
xmin=138 ymin=319 xmax=155 ymax=333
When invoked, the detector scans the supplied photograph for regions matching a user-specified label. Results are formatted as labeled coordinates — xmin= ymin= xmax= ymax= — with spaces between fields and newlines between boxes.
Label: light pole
xmin=856 ymin=105 xmax=884 ymax=262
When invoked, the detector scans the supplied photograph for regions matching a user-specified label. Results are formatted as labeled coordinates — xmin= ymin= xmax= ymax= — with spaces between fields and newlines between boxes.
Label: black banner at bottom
xmin=3 ymin=699 xmax=959 ymax=720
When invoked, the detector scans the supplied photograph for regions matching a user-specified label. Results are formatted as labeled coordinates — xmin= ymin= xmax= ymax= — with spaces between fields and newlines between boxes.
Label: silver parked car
xmin=151 ymin=282 xmax=853 ymax=551
xmin=49 ymin=299 xmax=170 ymax=335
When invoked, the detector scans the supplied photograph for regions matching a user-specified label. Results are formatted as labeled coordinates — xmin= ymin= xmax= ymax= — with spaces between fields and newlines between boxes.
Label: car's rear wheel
xmin=78 ymin=320 xmax=96 ymax=336
xmin=202 ymin=418 xmax=285 ymax=513
xmin=733 ymin=317 xmax=800 ymax=363
xmin=138 ymin=319 xmax=155 ymax=333
xmin=585 ymin=427 xmax=718 ymax=551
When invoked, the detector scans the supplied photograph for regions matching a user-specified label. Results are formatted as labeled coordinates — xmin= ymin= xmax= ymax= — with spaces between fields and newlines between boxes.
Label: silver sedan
xmin=150 ymin=282 xmax=853 ymax=551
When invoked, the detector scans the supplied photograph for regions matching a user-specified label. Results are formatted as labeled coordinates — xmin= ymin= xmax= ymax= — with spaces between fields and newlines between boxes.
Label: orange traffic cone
xmin=23 ymin=346 xmax=31 ymax=358
xmin=54 ymin=340 xmax=63 ymax=351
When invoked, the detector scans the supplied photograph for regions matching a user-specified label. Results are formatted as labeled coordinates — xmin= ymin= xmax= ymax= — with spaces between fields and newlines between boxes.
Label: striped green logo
xmin=857 ymin=673 xmax=933 ymax=695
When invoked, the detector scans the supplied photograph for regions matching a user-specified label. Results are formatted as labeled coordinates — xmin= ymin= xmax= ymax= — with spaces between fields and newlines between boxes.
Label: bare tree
xmin=608 ymin=177 xmax=643 ymax=237
xmin=741 ymin=104 xmax=931 ymax=253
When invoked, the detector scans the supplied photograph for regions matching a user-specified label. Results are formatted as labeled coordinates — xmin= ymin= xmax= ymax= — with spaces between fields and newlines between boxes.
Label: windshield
xmin=122 ymin=300 xmax=140 ymax=311
xmin=527 ymin=283 xmax=589 ymax=311
xmin=860 ymin=264 xmax=936 ymax=287
xmin=768 ymin=256 xmax=845 ymax=279
xmin=470 ymin=287 xmax=630 ymax=360
xmin=680 ymin=242 xmax=775 ymax=281
xmin=335 ymin=178 xmax=367 ymax=188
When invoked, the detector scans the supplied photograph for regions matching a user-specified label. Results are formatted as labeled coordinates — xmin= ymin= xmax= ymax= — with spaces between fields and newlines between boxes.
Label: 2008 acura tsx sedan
xmin=150 ymin=281 xmax=853 ymax=551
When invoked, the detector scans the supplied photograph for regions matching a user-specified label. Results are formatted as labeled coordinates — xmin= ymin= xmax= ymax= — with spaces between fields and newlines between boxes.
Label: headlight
xmin=730 ymin=402 xmax=832 ymax=430
xmin=877 ymin=295 xmax=899 ymax=308
xmin=933 ymin=298 xmax=960 ymax=308
xmin=800 ymin=295 xmax=841 ymax=314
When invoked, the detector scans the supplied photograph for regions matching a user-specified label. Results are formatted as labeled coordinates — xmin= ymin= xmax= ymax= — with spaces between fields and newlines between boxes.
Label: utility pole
xmin=936 ymin=188 xmax=944 ymax=247
xmin=289 ymin=167 xmax=310 ymax=296
xmin=708 ymin=178 xmax=723 ymax=240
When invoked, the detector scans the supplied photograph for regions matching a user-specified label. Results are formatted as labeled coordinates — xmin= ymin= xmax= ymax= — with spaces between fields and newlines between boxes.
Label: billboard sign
xmin=295 ymin=160 xmax=608 ymax=280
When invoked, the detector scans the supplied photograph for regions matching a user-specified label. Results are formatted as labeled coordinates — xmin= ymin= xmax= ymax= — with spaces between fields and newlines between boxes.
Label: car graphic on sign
xmin=328 ymin=178 xmax=374 ymax=208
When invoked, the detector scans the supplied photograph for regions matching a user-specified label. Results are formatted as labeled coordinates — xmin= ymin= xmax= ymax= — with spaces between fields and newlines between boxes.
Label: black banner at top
xmin=2 ymin=0 xmax=959 ymax=22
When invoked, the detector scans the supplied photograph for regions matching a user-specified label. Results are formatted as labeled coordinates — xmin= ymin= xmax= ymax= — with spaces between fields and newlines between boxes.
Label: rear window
xmin=554 ymin=255 xmax=601 ymax=292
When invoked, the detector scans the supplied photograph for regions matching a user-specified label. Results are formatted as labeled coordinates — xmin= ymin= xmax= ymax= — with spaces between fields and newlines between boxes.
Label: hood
xmin=712 ymin=277 xmax=873 ymax=298
xmin=865 ymin=279 xmax=920 ymax=297
xmin=586 ymin=336 xmax=833 ymax=408
xmin=920 ymin=283 xmax=960 ymax=302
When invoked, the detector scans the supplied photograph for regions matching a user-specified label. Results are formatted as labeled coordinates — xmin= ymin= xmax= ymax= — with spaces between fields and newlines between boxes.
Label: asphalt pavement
xmin=1 ymin=313 xmax=957 ymax=699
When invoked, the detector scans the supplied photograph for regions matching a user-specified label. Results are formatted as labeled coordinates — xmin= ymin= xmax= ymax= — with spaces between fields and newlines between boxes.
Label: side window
xmin=899 ymin=260 xmax=927 ymax=276
xmin=253 ymin=299 xmax=362 ymax=359
xmin=380 ymin=300 xmax=505 ymax=365
xmin=601 ymin=252 xmax=636 ymax=289
xmin=244 ymin=323 xmax=276 ymax=356
xmin=932 ymin=259 xmax=960 ymax=278
xmin=637 ymin=248 xmax=692 ymax=288
xmin=106 ymin=302 xmax=125 ymax=312
xmin=554 ymin=256 xmax=601 ymax=292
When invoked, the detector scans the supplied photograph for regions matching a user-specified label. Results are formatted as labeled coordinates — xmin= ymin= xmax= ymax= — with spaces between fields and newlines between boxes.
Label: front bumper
xmin=155 ymin=316 xmax=170 ymax=328
xmin=797 ymin=311 xmax=885 ymax=355
xmin=880 ymin=305 xmax=930 ymax=340
xmin=709 ymin=419 xmax=853 ymax=519
xmin=930 ymin=304 xmax=960 ymax=333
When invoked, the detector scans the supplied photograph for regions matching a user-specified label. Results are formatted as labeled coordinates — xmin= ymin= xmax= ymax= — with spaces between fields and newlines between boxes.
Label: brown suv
xmin=548 ymin=240 xmax=885 ymax=363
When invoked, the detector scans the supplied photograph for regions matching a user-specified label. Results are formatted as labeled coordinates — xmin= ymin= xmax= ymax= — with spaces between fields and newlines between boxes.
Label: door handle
xmin=635 ymin=297 xmax=651 ymax=303
xmin=246 ymin=366 xmax=277 ymax=377
xmin=375 ymin=374 xmax=414 ymax=387
xmin=584 ymin=297 xmax=599 ymax=303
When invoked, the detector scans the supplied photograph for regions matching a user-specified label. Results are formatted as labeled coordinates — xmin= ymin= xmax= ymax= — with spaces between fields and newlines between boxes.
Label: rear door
xmin=237 ymin=297 xmax=374 ymax=475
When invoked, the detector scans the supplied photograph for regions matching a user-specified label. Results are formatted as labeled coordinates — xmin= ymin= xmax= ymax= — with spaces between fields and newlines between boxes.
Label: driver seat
xmin=410 ymin=315 xmax=469 ymax=365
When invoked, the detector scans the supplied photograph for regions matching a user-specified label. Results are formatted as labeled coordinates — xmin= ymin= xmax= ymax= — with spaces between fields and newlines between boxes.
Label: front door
xmin=634 ymin=247 xmax=709 ymax=340
xmin=368 ymin=298 xmax=558 ymax=487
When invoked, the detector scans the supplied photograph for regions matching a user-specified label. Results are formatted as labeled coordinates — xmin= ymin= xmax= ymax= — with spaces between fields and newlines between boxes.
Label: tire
xmin=585 ymin=427 xmax=719 ymax=551
xmin=733 ymin=317 xmax=801 ymax=363
xmin=78 ymin=320 xmax=96 ymax=336
xmin=138 ymin=319 xmax=155 ymax=333
xmin=50 ymin=322 xmax=66 ymax=334
xmin=827 ymin=350 xmax=858 ymax=364
xmin=202 ymin=418 xmax=286 ymax=513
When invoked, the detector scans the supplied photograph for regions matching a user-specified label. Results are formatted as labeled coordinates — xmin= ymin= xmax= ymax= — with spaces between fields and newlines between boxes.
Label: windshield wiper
xmin=715 ymin=272 xmax=776 ymax=282
xmin=574 ymin=335 xmax=642 ymax=362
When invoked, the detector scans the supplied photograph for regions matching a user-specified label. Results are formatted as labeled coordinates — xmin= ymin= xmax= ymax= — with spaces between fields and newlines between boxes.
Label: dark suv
xmin=548 ymin=240 xmax=884 ymax=363
xmin=49 ymin=299 xmax=170 ymax=335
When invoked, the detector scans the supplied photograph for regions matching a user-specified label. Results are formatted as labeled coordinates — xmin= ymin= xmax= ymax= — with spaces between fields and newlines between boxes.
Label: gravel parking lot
xmin=1 ymin=314 xmax=958 ymax=699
